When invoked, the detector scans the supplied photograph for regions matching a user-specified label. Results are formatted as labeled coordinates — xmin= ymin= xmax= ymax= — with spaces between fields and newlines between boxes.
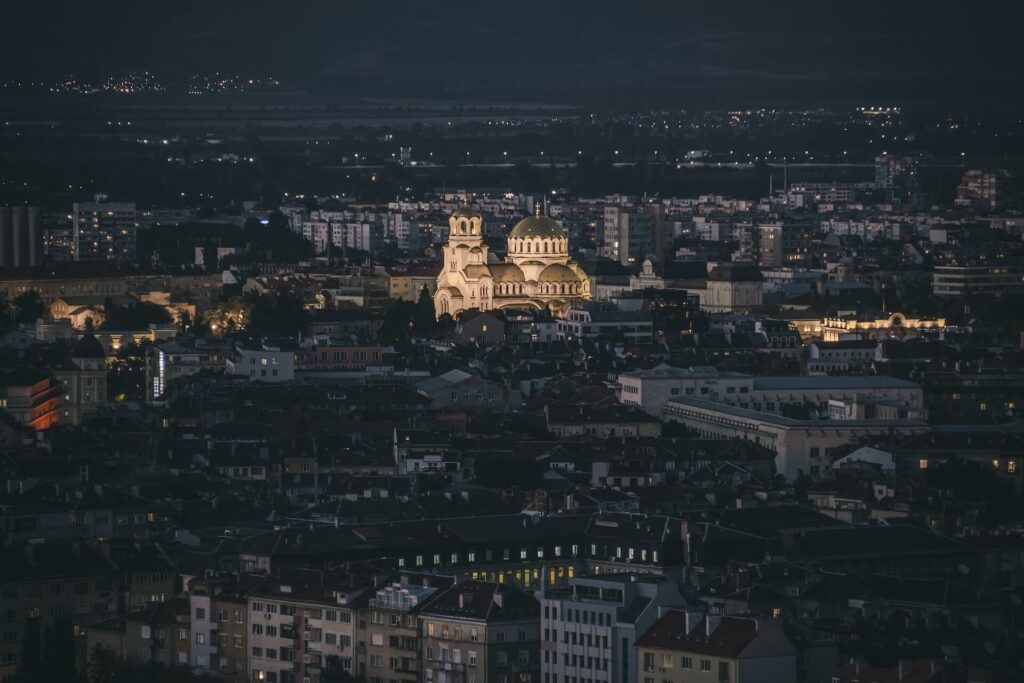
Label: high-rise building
xmin=955 ymin=169 xmax=1008 ymax=211
xmin=601 ymin=204 xmax=666 ymax=266
xmin=874 ymin=155 xmax=917 ymax=188
xmin=755 ymin=223 xmax=812 ymax=268
xmin=73 ymin=195 xmax=138 ymax=262
xmin=0 ymin=206 xmax=44 ymax=267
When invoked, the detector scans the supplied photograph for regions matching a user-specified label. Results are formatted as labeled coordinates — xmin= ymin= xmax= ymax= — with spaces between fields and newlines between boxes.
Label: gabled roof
xmin=636 ymin=611 xmax=760 ymax=658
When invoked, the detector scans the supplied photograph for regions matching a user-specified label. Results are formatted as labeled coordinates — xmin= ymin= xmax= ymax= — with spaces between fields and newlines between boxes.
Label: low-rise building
xmin=145 ymin=338 xmax=230 ymax=403
xmin=0 ymin=369 xmax=63 ymax=430
xmin=53 ymin=334 xmax=108 ymax=424
xmin=636 ymin=611 xmax=796 ymax=683
xmin=663 ymin=398 xmax=928 ymax=481
xmin=226 ymin=341 xmax=296 ymax=383
xmin=559 ymin=307 xmax=654 ymax=344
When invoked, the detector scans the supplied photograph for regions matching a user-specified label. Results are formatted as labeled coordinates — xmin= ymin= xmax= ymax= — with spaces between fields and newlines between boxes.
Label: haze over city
xmin=0 ymin=3 xmax=1023 ymax=683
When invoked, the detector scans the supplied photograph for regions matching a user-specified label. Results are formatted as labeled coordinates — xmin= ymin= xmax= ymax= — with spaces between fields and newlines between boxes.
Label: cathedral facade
xmin=434 ymin=205 xmax=590 ymax=319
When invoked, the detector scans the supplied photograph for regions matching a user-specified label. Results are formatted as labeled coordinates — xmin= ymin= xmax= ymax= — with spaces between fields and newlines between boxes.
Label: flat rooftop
xmin=752 ymin=376 xmax=920 ymax=391
xmin=664 ymin=397 xmax=929 ymax=430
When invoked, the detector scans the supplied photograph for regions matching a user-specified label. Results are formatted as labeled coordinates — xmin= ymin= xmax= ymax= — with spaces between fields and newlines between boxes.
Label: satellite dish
xmin=763 ymin=553 xmax=773 ymax=563
xmin=957 ymin=564 xmax=970 ymax=575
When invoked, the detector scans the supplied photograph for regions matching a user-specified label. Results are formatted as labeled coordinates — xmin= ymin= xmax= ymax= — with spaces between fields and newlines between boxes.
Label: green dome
xmin=509 ymin=215 xmax=565 ymax=240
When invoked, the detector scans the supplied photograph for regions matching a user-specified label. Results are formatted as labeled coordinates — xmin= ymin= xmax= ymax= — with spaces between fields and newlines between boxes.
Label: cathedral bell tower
xmin=442 ymin=203 xmax=487 ymax=274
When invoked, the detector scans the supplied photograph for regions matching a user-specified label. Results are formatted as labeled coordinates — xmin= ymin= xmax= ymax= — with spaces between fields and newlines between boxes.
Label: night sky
xmin=5 ymin=1 xmax=1023 ymax=107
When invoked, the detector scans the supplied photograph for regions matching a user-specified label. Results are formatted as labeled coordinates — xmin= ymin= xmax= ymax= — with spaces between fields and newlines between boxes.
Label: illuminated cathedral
xmin=434 ymin=205 xmax=590 ymax=319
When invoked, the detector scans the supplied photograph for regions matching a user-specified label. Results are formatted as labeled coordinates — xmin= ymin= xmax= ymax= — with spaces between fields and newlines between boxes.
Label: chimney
xmin=492 ymin=590 xmax=504 ymax=609
xmin=705 ymin=614 xmax=721 ymax=636
xmin=897 ymin=658 xmax=913 ymax=681
xmin=684 ymin=610 xmax=700 ymax=635
xmin=458 ymin=592 xmax=473 ymax=609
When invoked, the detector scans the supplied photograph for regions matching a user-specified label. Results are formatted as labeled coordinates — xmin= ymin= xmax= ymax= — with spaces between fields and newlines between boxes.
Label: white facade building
xmin=226 ymin=343 xmax=295 ymax=383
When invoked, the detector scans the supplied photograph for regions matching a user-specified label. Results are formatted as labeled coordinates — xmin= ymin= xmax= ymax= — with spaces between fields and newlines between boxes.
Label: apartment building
xmin=72 ymin=198 xmax=137 ymax=262
xmin=247 ymin=569 xmax=370 ymax=683
xmin=188 ymin=577 xmax=259 ymax=678
xmin=541 ymin=574 xmax=692 ymax=683
xmin=2 ymin=540 xmax=175 ymax=681
xmin=420 ymin=580 xmax=540 ymax=683
xmin=87 ymin=598 xmax=192 ymax=668
xmin=352 ymin=575 xmax=453 ymax=683
xmin=635 ymin=612 xmax=796 ymax=683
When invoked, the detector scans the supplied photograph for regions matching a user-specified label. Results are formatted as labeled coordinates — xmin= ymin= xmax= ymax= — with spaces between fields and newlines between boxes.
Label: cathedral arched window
xmin=543 ymin=242 xmax=548 ymax=253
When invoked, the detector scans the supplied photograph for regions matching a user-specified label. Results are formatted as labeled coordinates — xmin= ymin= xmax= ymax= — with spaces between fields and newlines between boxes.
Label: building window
xmin=700 ymin=659 xmax=711 ymax=672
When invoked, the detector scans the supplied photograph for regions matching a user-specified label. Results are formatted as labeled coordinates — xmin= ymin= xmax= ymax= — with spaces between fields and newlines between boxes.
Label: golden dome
xmin=452 ymin=203 xmax=481 ymax=219
xmin=509 ymin=215 xmax=565 ymax=240
xmin=538 ymin=263 xmax=583 ymax=283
